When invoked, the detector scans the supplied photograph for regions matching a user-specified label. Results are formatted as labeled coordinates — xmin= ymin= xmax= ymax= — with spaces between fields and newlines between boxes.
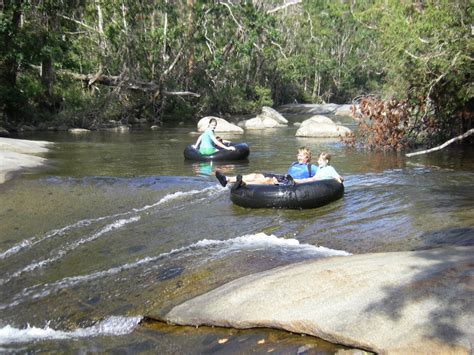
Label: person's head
xmin=317 ymin=152 xmax=331 ymax=167
xmin=296 ymin=147 xmax=311 ymax=164
xmin=208 ymin=118 xmax=218 ymax=130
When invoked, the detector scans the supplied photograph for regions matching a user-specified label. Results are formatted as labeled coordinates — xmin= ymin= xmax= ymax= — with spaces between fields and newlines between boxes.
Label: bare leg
xmin=227 ymin=173 xmax=272 ymax=184
xmin=216 ymin=171 xmax=274 ymax=187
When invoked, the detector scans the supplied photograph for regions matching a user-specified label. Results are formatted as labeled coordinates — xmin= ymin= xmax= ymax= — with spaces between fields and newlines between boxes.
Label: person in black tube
xmin=294 ymin=152 xmax=343 ymax=184
xmin=193 ymin=118 xmax=235 ymax=155
xmin=215 ymin=146 xmax=317 ymax=190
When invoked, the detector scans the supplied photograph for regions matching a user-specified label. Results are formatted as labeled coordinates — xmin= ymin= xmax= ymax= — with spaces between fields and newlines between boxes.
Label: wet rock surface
xmin=163 ymin=246 xmax=474 ymax=354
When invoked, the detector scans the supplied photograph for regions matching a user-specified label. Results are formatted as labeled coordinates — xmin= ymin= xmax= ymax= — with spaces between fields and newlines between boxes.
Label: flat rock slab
xmin=0 ymin=138 xmax=52 ymax=183
xmin=163 ymin=247 xmax=474 ymax=354
xmin=0 ymin=137 xmax=52 ymax=154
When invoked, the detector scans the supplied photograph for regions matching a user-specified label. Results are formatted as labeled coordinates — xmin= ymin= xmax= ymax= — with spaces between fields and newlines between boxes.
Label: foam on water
xmin=1 ymin=233 xmax=349 ymax=310
xmin=0 ymin=316 xmax=142 ymax=344
xmin=195 ymin=232 xmax=350 ymax=257
xmin=0 ymin=216 xmax=141 ymax=286
xmin=0 ymin=185 xmax=221 ymax=260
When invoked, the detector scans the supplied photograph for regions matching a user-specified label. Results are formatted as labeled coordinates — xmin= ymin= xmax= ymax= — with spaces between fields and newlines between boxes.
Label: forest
xmin=0 ymin=0 xmax=472 ymax=149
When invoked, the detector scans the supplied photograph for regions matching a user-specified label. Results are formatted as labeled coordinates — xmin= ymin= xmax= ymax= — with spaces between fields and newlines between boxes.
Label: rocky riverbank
xmin=0 ymin=138 xmax=53 ymax=184
xmin=159 ymin=246 xmax=474 ymax=354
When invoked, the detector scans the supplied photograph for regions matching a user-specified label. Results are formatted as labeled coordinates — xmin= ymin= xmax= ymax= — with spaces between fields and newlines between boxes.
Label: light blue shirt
xmin=315 ymin=165 xmax=340 ymax=180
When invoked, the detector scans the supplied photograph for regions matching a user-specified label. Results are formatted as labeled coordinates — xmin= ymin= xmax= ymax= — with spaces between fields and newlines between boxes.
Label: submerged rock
xmin=162 ymin=246 xmax=474 ymax=354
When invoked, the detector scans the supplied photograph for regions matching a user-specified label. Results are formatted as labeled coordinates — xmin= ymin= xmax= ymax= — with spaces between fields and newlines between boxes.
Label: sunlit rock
xmin=197 ymin=116 xmax=244 ymax=134
xmin=0 ymin=138 xmax=52 ymax=184
xmin=162 ymin=246 xmax=474 ymax=354
xmin=260 ymin=106 xmax=288 ymax=124
xmin=295 ymin=115 xmax=351 ymax=138
xmin=241 ymin=107 xmax=288 ymax=130
xmin=68 ymin=128 xmax=91 ymax=134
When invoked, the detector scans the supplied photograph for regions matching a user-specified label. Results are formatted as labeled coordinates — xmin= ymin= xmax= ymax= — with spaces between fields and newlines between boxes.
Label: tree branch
xmin=218 ymin=1 xmax=243 ymax=33
xmin=267 ymin=0 xmax=302 ymax=14
xmin=55 ymin=69 xmax=200 ymax=97
xmin=60 ymin=15 xmax=98 ymax=33
xmin=406 ymin=129 xmax=474 ymax=157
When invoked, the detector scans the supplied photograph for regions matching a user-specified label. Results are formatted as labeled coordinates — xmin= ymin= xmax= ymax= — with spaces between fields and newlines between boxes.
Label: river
xmin=1 ymin=114 xmax=473 ymax=353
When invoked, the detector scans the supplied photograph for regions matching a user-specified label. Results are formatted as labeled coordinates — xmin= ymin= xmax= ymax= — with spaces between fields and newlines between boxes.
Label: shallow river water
xmin=1 ymin=114 xmax=473 ymax=353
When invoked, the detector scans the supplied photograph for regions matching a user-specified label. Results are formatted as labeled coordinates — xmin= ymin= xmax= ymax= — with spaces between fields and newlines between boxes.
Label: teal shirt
xmin=199 ymin=128 xmax=218 ymax=155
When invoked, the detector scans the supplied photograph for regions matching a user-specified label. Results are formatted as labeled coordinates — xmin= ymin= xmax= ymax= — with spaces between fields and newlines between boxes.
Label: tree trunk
xmin=41 ymin=56 xmax=54 ymax=104
xmin=41 ymin=11 xmax=59 ymax=111
xmin=186 ymin=0 xmax=194 ymax=89
xmin=1 ymin=0 xmax=23 ymax=120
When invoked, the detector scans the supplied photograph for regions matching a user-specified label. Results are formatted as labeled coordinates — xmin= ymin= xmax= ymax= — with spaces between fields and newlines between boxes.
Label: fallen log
xmin=406 ymin=128 xmax=474 ymax=157
xmin=30 ymin=65 xmax=200 ymax=98
xmin=63 ymin=70 xmax=200 ymax=97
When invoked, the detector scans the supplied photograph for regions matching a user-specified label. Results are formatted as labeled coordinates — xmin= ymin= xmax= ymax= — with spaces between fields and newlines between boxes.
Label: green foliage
xmin=250 ymin=86 xmax=273 ymax=112
xmin=0 ymin=0 xmax=470 ymax=147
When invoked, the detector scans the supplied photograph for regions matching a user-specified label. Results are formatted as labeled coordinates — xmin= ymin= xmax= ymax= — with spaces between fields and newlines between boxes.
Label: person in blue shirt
xmin=216 ymin=146 xmax=317 ymax=189
xmin=294 ymin=152 xmax=343 ymax=184
xmin=194 ymin=118 xmax=235 ymax=155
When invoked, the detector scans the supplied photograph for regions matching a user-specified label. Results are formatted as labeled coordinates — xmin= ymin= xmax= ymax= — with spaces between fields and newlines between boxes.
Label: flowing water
xmin=1 ymin=115 xmax=473 ymax=353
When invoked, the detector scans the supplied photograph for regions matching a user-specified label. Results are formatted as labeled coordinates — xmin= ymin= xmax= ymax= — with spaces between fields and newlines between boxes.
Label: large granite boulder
xmin=260 ymin=106 xmax=288 ymax=124
xmin=241 ymin=107 xmax=288 ymax=130
xmin=163 ymin=246 xmax=474 ymax=354
xmin=197 ymin=116 xmax=244 ymax=134
xmin=295 ymin=115 xmax=351 ymax=138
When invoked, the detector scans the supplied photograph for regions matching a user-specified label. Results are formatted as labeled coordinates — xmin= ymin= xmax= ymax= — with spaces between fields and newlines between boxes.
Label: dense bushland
xmin=0 ymin=1 xmax=471 ymax=149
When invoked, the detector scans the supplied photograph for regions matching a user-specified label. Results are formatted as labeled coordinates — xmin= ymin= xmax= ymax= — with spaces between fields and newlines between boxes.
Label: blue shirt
xmin=287 ymin=162 xmax=317 ymax=179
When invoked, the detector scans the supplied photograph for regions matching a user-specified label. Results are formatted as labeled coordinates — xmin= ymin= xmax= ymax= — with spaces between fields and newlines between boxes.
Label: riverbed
xmin=1 ymin=115 xmax=473 ymax=353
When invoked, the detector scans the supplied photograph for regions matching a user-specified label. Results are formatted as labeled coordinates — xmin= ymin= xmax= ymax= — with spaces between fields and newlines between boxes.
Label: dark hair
xmin=209 ymin=118 xmax=217 ymax=125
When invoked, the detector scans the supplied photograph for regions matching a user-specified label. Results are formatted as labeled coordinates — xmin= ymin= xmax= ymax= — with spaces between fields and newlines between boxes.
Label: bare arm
xmin=294 ymin=175 xmax=343 ymax=184
xmin=293 ymin=176 xmax=316 ymax=184
xmin=211 ymin=135 xmax=235 ymax=150
xmin=193 ymin=134 xmax=203 ymax=149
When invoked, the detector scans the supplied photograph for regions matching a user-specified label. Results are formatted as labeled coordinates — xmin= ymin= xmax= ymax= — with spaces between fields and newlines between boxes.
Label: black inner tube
xmin=230 ymin=179 xmax=344 ymax=209
xmin=184 ymin=142 xmax=250 ymax=161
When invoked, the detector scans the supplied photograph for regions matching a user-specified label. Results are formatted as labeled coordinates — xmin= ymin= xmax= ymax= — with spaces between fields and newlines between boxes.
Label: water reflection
xmin=188 ymin=161 xmax=247 ymax=177
xmin=191 ymin=162 xmax=214 ymax=176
